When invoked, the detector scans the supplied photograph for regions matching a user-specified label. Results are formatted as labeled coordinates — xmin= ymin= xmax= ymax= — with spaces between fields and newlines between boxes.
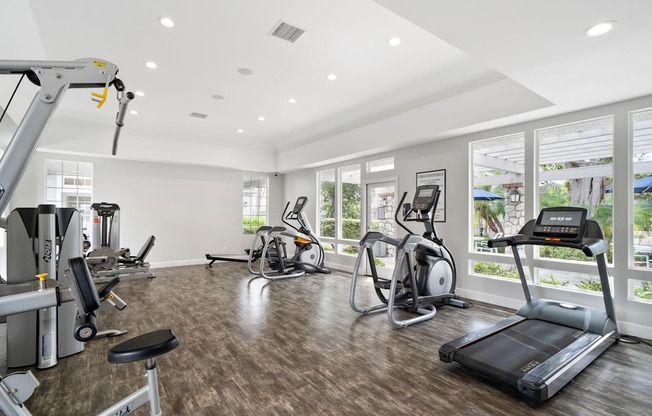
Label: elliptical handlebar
xmin=395 ymin=191 xmax=413 ymax=235
xmin=394 ymin=188 xmax=443 ymax=245
xmin=281 ymin=200 xmax=295 ymax=227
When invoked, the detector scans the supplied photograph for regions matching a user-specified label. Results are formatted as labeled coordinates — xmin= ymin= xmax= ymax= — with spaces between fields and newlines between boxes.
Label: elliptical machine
xmin=280 ymin=196 xmax=331 ymax=274
xmin=247 ymin=196 xmax=331 ymax=280
xmin=350 ymin=185 xmax=468 ymax=328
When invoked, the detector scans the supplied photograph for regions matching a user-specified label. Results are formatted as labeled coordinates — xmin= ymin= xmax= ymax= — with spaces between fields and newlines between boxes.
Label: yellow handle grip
xmin=91 ymin=87 xmax=108 ymax=108
xmin=36 ymin=273 xmax=48 ymax=281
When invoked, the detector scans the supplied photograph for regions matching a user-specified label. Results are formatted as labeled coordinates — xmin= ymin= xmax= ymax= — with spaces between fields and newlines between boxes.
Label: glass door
xmin=365 ymin=181 xmax=397 ymax=278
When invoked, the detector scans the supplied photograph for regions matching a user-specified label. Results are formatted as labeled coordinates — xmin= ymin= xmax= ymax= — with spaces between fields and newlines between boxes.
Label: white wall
xmin=284 ymin=94 xmax=652 ymax=339
xmin=9 ymin=152 xmax=284 ymax=267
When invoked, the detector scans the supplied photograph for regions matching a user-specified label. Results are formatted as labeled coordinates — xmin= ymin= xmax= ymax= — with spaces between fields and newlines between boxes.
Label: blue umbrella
xmin=605 ymin=175 xmax=652 ymax=194
xmin=474 ymin=188 xmax=504 ymax=201
xmin=634 ymin=176 xmax=652 ymax=193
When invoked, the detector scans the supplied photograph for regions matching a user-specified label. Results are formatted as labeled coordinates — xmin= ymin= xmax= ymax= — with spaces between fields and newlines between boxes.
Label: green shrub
xmin=539 ymin=273 xmax=569 ymax=287
xmin=320 ymin=218 xmax=335 ymax=238
xmin=323 ymin=244 xmax=335 ymax=252
xmin=473 ymin=261 xmax=520 ymax=280
xmin=342 ymin=245 xmax=359 ymax=255
xmin=374 ymin=257 xmax=386 ymax=267
xmin=576 ymin=278 xmax=602 ymax=292
xmin=634 ymin=281 xmax=652 ymax=300
xmin=342 ymin=219 xmax=361 ymax=240
xmin=370 ymin=220 xmax=381 ymax=232
xmin=319 ymin=218 xmax=361 ymax=240
xmin=243 ymin=217 xmax=266 ymax=234
xmin=539 ymin=246 xmax=593 ymax=262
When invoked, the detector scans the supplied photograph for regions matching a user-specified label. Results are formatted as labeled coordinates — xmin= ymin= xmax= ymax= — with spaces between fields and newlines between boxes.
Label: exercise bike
xmin=350 ymin=184 xmax=468 ymax=328
xmin=247 ymin=196 xmax=331 ymax=280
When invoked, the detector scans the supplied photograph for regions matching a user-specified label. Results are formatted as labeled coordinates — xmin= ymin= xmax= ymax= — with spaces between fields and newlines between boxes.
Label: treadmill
xmin=439 ymin=207 xmax=618 ymax=402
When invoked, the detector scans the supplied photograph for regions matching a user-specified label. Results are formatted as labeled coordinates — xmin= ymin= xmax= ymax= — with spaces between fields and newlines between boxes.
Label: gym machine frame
xmin=0 ymin=59 xmax=178 ymax=415
xmin=0 ymin=259 xmax=178 ymax=416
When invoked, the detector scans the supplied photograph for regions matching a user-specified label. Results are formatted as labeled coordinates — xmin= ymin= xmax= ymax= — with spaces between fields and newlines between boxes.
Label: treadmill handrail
xmin=488 ymin=219 xmax=607 ymax=256
xmin=488 ymin=236 xmax=607 ymax=256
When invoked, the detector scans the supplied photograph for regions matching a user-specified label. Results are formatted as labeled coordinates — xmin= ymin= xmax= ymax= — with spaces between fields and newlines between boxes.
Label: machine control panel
xmin=412 ymin=185 xmax=439 ymax=212
xmin=533 ymin=207 xmax=587 ymax=242
xmin=292 ymin=196 xmax=308 ymax=214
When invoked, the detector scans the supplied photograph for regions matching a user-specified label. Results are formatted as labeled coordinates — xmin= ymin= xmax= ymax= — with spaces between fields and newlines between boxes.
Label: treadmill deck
xmin=454 ymin=319 xmax=585 ymax=386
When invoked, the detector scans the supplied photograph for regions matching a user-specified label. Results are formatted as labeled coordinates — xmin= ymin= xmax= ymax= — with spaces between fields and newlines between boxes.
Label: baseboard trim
xmin=151 ymin=259 xmax=206 ymax=268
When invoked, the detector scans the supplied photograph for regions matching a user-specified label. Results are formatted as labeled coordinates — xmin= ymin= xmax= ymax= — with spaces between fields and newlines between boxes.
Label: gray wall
xmin=9 ymin=152 xmax=284 ymax=267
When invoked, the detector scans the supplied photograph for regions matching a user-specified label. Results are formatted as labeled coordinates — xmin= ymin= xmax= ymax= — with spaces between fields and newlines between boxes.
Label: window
xmin=537 ymin=117 xmax=613 ymax=261
xmin=631 ymin=109 xmax=652 ymax=268
xmin=366 ymin=157 xmax=394 ymax=173
xmin=534 ymin=117 xmax=614 ymax=292
xmin=318 ymin=169 xmax=336 ymax=238
xmin=317 ymin=165 xmax=362 ymax=256
xmin=339 ymin=165 xmax=361 ymax=254
xmin=243 ymin=176 xmax=268 ymax=234
xmin=630 ymin=108 xmax=652 ymax=302
xmin=45 ymin=160 xmax=93 ymax=235
xmin=471 ymin=133 xmax=525 ymax=250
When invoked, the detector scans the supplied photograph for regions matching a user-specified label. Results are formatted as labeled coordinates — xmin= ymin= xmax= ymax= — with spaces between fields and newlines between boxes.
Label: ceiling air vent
xmin=190 ymin=112 xmax=208 ymax=119
xmin=269 ymin=20 xmax=305 ymax=43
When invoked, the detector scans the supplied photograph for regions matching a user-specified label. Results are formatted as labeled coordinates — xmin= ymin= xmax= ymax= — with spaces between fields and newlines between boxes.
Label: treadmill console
xmin=292 ymin=196 xmax=308 ymax=214
xmin=412 ymin=185 xmax=439 ymax=212
xmin=532 ymin=207 xmax=587 ymax=243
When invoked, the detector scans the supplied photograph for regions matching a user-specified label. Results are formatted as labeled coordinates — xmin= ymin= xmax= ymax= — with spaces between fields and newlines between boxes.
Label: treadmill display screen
xmin=533 ymin=208 xmax=587 ymax=241
xmin=418 ymin=188 xmax=434 ymax=198
xmin=540 ymin=210 xmax=583 ymax=227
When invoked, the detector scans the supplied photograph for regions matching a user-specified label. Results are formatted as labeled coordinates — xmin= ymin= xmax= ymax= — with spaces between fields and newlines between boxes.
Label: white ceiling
xmin=1 ymin=0 xmax=651 ymax=173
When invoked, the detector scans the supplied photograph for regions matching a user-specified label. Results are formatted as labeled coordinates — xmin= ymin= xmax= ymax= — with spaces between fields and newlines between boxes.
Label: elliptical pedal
xmin=374 ymin=278 xmax=403 ymax=290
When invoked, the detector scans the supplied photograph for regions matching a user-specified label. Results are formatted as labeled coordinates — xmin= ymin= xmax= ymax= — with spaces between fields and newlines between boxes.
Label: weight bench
xmin=119 ymin=235 xmax=156 ymax=265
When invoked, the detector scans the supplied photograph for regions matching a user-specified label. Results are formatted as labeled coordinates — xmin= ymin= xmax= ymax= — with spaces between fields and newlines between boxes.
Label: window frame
xmin=44 ymin=159 xmax=93 ymax=238
xmin=316 ymin=164 xmax=362 ymax=256
xmin=242 ymin=175 xmax=269 ymax=235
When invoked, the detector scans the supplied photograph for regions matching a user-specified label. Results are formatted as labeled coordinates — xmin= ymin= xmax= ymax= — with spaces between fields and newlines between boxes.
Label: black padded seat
xmin=97 ymin=277 xmax=121 ymax=299
xmin=119 ymin=235 xmax=155 ymax=265
xmin=108 ymin=329 xmax=179 ymax=364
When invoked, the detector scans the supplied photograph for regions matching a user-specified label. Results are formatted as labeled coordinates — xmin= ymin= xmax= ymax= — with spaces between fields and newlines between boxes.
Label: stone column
xmin=503 ymin=183 xmax=525 ymax=237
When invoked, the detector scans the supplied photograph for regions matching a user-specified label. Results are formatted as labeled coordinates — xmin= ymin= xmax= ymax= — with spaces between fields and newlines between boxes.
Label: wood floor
xmin=7 ymin=262 xmax=652 ymax=415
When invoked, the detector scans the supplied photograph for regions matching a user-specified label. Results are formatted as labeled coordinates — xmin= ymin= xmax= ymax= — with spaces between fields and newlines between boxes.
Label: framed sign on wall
xmin=416 ymin=169 xmax=446 ymax=222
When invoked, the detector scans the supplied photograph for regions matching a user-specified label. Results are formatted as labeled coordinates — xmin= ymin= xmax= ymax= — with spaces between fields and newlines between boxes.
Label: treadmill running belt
xmin=454 ymin=319 xmax=583 ymax=386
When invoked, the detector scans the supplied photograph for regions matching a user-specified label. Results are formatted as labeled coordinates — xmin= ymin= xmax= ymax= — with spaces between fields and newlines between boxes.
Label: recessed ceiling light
xmin=129 ymin=110 xmax=138 ymax=115
xmin=144 ymin=61 xmax=157 ymax=69
xmin=327 ymin=73 xmax=337 ymax=81
xmin=212 ymin=94 xmax=225 ymax=100
xmin=238 ymin=68 xmax=254 ymax=76
xmin=585 ymin=21 xmax=616 ymax=37
xmin=388 ymin=37 xmax=401 ymax=46
xmin=288 ymin=97 xmax=296 ymax=104
xmin=159 ymin=17 xmax=175 ymax=28
xmin=135 ymin=91 xmax=145 ymax=97
xmin=257 ymin=116 xmax=265 ymax=121
xmin=237 ymin=129 xmax=244 ymax=133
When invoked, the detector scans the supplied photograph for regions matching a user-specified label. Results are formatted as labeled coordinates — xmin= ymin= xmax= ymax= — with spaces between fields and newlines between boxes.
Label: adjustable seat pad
xmin=108 ymin=329 xmax=179 ymax=364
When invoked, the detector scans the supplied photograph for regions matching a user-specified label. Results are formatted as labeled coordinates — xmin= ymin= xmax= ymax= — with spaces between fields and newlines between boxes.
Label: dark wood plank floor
xmin=9 ymin=263 xmax=652 ymax=415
